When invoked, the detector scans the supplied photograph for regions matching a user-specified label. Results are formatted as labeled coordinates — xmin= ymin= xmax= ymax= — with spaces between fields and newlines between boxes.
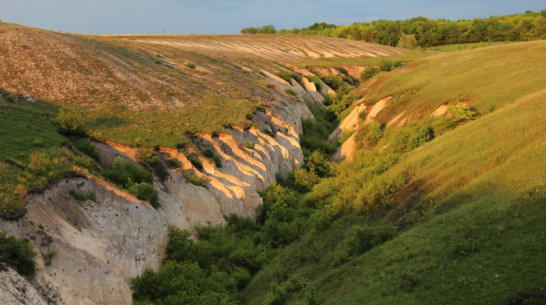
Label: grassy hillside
xmin=128 ymin=41 xmax=545 ymax=305
xmin=239 ymin=42 xmax=546 ymax=304
xmin=0 ymin=22 xmax=401 ymax=148
xmin=243 ymin=89 xmax=545 ymax=305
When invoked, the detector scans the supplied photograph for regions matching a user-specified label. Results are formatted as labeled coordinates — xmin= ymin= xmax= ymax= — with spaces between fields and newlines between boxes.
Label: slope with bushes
xmin=129 ymin=41 xmax=545 ymax=305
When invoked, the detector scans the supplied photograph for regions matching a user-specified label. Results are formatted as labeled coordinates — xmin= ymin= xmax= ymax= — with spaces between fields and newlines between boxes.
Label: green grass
xmin=426 ymin=41 xmax=513 ymax=52
xmin=359 ymin=41 xmax=546 ymax=124
xmin=241 ymin=43 xmax=546 ymax=305
xmin=0 ymin=95 xmax=72 ymax=216
xmin=299 ymin=50 xmax=430 ymax=68
xmin=0 ymin=96 xmax=65 ymax=160
xmin=79 ymin=94 xmax=257 ymax=148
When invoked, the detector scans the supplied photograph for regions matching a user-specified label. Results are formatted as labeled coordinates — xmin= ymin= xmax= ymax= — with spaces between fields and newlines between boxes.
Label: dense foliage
xmin=241 ymin=25 xmax=277 ymax=34
xmin=0 ymin=232 xmax=36 ymax=276
xmin=279 ymin=11 xmax=546 ymax=47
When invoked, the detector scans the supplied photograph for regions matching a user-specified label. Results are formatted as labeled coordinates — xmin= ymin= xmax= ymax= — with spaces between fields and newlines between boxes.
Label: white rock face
xmin=0 ymin=177 xmax=168 ymax=305
xmin=0 ymin=268 xmax=49 ymax=305
xmin=0 ymin=73 xmax=315 ymax=305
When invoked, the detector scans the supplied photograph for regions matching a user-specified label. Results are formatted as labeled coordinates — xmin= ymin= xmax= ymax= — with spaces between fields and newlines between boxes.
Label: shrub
xmin=365 ymin=122 xmax=384 ymax=145
xmin=179 ymin=170 xmax=208 ymax=188
xmin=73 ymin=155 xmax=93 ymax=169
xmin=0 ymin=232 xmax=36 ymax=276
xmin=73 ymin=138 xmax=100 ymax=160
xmin=380 ymin=60 xmax=395 ymax=72
xmin=56 ymin=110 xmax=84 ymax=136
xmin=277 ymin=70 xmax=298 ymax=83
xmin=69 ymin=190 xmax=97 ymax=202
xmin=300 ymin=118 xmax=336 ymax=154
xmin=241 ymin=25 xmax=277 ymax=34
xmin=27 ymin=151 xmax=73 ymax=178
xmin=448 ymin=102 xmax=478 ymax=123
xmin=319 ymin=75 xmax=346 ymax=91
xmin=165 ymin=157 xmax=179 ymax=168
xmin=188 ymin=156 xmax=203 ymax=171
xmin=128 ymin=182 xmax=159 ymax=208
xmin=136 ymin=150 xmax=168 ymax=180
xmin=360 ymin=67 xmax=379 ymax=81
xmin=186 ymin=62 xmax=196 ymax=69
xmin=103 ymin=157 xmax=153 ymax=188
xmin=333 ymin=225 xmax=395 ymax=265
xmin=327 ymin=90 xmax=360 ymax=119
xmin=243 ymin=140 xmax=255 ymax=149
xmin=203 ymin=149 xmax=222 ymax=167
xmin=430 ymin=116 xmax=456 ymax=136
xmin=284 ymin=89 xmax=298 ymax=97
xmin=136 ymin=150 xmax=166 ymax=176
xmin=388 ymin=123 xmax=433 ymax=153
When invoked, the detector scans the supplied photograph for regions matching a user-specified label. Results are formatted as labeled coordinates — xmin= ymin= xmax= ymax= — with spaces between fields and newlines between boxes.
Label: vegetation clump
xmin=135 ymin=150 xmax=168 ymax=181
xmin=103 ymin=157 xmax=160 ymax=208
xmin=448 ymin=102 xmax=478 ymax=123
xmin=56 ymin=110 xmax=85 ymax=136
xmin=360 ymin=67 xmax=379 ymax=81
xmin=0 ymin=232 xmax=36 ymax=276
xmin=281 ymin=11 xmax=546 ymax=47
xmin=178 ymin=169 xmax=208 ymax=188
xmin=241 ymin=25 xmax=277 ymax=34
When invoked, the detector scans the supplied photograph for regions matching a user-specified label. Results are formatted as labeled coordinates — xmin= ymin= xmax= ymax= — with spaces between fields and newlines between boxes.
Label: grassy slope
xmin=361 ymin=41 xmax=546 ymax=124
xmin=0 ymin=22 xmax=401 ymax=148
xmin=243 ymin=42 xmax=546 ymax=304
xmin=312 ymin=90 xmax=546 ymax=305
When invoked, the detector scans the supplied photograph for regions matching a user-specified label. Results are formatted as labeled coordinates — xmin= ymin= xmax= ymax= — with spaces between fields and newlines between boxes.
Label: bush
xmin=186 ymin=62 xmax=196 ymax=69
xmin=300 ymin=118 xmax=336 ymax=155
xmin=203 ymin=149 xmax=222 ymax=167
xmin=69 ymin=190 xmax=97 ymax=202
xmin=241 ymin=25 xmax=277 ymax=34
xmin=128 ymin=182 xmax=159 ymax=208
xmin=319 ymin=75 xmax=346 ymax=91
xmin=277 ymin=70 xmax=298 ymax=83
xmin=448 ymin=103 xmax=478 ymax=123
xmin=243 ymin=140 xmax=255 ymax=149
xmin=366 ymin=122 xmax=384 ymax=144
xmin=56 ymin=110 xmax=84 ymax=136
xmin=360 ymin=67 xmax=379 ymax=81
xmin=285 ymin=89 xmax=298 ymax=97
xmin=430 ymin=116 xmax=455 ymax=136
xmin=73 ymin=138 xmax=100 ymax=161
xmin=327 ymin=90 xmax=360 ymax=119
xmin=333 ymin=225 xmax=395 ymax=265
xmin=380 ymin=60 xmax=395 ymax=72
xmin=103 ymin=157 xmax=153 ymax=188
xmin=136 ymin=150 xmax=168 ymax=180
xmin=388 ymin=123 xmax=433 ymax=153
xmin=165 ymin=157 xmax=179 ymax=168
xmin=180 ymin=170 xmax=208 ymax=188
xmin=0 ymin=232 xmax=36 ymax=276
xmin=188 ymin=156 xmax=203 ymax=171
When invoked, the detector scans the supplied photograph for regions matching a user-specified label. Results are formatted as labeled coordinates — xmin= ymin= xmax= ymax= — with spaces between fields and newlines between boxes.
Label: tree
xmin=397 ymin=33 xmax=417 ymax=48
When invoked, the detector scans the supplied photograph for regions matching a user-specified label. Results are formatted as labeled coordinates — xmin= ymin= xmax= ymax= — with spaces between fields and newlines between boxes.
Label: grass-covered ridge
xmin=129 ymin=41 xmax=546 ymax=304
xmin=352 ymin=41 xmax=546 ymax=124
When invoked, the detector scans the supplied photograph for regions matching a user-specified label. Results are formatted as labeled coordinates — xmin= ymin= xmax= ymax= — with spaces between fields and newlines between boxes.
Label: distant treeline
xmin=242 ymin=11 xmax=546 ymax=47
xmin=240 ymin=24 xmax=277 ymax=34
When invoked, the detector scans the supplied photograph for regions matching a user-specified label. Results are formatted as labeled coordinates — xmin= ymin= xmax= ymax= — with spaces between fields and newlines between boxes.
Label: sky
xmin=0 ymin=0 xmax=544 ymax=34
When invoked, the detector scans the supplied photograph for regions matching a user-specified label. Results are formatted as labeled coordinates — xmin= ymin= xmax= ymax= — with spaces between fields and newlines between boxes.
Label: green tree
xmin=397 ymin=33 xmax=417 ymax=48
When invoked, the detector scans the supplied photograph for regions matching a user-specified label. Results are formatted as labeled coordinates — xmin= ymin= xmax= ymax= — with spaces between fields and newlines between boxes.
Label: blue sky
xmin=0 ymin=0 xmax=543 ymax=34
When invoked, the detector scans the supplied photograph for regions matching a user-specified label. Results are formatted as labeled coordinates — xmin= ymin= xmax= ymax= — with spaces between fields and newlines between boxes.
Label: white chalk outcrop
xmin=0 ymin=72 xmax=320 ymax=305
